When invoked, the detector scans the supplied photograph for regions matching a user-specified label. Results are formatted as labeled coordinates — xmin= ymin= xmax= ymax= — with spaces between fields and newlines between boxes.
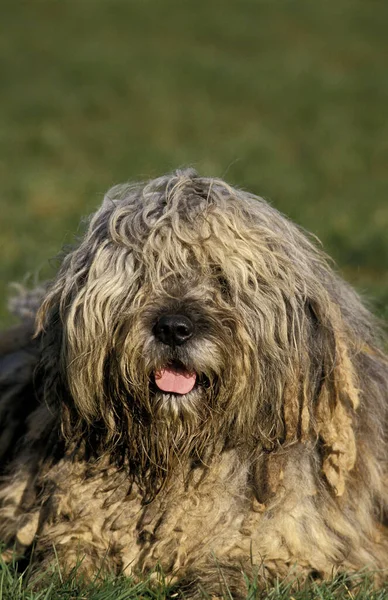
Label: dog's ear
xmin=282 ymin=298 xmax=359 ymax=497
xmin=309 ymin=299 xmax=360 ymax=496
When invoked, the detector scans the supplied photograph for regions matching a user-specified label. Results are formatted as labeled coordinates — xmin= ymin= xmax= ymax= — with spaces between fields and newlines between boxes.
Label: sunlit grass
xmin=0 ymin=548 xmax=388 ymax=600
xmin=0 ymin=551 xmax=387 ymax=600
xmin=0 ymin=0 xmax=387 ymax=324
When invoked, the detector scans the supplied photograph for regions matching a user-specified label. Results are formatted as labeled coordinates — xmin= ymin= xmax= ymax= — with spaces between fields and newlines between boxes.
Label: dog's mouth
xmin=154 ymin=362 xmax=197 ymax=395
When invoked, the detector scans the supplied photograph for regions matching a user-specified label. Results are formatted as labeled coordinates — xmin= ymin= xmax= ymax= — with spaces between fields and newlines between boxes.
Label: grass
xmin=0 ymin=0 xmax=387 ymax=597
xmin=0 ymin=553 xmax=387 ymax=600
xmin=1 ymin=0 xmax=387 ymax=326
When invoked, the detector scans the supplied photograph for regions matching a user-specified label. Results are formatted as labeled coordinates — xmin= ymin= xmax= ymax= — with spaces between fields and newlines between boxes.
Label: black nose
xmin=153 ymin=314 xmax=194 ymax=347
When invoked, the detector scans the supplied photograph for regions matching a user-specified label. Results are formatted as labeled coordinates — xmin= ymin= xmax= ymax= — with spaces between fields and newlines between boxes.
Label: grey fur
xmin=0 ymin=170 xmax=387 ymax=597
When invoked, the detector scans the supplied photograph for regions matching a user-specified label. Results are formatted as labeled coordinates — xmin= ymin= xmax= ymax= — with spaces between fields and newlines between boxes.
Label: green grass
xmin=0 ymin=554 xmax=387 ymax=600
xmin=0 ymin=0 xmax=387 ymax=597
xmin=1 ymin=0 xmax=387 ymax=325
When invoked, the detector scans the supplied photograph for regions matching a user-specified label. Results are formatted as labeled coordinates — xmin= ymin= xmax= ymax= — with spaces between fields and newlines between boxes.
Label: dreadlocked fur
xmin=0 ymin=169 xmax=387 ymax=597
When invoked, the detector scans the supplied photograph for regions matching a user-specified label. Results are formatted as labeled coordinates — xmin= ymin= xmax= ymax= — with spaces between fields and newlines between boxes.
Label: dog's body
xmin=0 ymin=170 xmax=387 ymax=596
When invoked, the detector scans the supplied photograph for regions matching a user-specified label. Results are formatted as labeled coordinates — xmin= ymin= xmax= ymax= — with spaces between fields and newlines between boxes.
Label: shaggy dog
xmin=0 ymin=169 xmax=387 ymax=597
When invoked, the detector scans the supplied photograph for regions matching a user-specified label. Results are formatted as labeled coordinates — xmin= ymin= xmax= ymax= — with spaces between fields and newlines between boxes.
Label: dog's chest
xmin=47 ymin=450 xmax=249 ymax=575
xmin=127 ymin=458 xmax=249 ymax=574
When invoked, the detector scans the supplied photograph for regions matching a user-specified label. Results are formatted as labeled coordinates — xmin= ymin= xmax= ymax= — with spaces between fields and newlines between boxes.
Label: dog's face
xmin=127 ymin=268 xmax=262 ymax=431
xmin=38 ymin=171 xmax=326 ymax=433
xmin=37 ymin=170 xmax=361 ymax=494
xmin=48 ymin=172 xmax=280 ymax=431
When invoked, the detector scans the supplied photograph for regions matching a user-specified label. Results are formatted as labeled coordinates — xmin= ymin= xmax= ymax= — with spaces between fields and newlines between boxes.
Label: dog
xmin=0 ymin=169 xmax=387 ymax=597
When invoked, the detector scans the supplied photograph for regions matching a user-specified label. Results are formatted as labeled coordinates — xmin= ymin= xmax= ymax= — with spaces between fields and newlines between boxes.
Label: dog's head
xmin=36 ymin=169 xmax=368 ymax=496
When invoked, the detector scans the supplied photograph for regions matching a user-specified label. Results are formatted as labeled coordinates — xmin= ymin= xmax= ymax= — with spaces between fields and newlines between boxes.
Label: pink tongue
xmin=154 ymin=368 xmax=197 ymax=395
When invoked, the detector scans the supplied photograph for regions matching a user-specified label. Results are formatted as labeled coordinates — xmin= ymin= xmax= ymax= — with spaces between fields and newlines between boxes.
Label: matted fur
xmin=0 ymin=169 xmax=387 ymax=597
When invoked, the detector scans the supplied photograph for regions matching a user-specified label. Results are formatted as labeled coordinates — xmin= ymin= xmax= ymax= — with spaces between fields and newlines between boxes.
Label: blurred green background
xmin=1 ymin=0 xmax=387 ymax=327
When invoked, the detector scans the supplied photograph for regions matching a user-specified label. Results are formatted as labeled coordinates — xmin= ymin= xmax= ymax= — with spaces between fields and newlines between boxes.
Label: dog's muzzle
xmin=153 ymin=314 xmax=197 ymax=395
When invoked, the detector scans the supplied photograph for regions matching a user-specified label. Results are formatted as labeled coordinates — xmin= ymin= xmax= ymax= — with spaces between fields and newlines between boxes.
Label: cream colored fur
xmin=0 ymin=169 xmax=387 ymax=597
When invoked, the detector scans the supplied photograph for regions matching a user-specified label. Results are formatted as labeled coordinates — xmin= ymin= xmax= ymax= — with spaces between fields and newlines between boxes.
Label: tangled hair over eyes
xmin=34 ymin=169 xmax=388 ymax=503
